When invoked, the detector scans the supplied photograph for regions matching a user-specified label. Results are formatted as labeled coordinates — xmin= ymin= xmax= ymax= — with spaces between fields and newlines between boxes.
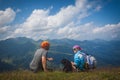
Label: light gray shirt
xmin=30 ymin=48 xmax=48 ymax=70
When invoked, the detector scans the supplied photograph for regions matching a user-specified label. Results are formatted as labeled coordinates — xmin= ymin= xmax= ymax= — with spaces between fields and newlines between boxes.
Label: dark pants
xmin=30 ymin=62 xmax=43 ymax=73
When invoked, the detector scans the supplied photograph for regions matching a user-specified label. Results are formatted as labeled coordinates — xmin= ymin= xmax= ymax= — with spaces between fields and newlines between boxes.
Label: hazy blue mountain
xmin=0 ymin=37 xmax=120 ymax=71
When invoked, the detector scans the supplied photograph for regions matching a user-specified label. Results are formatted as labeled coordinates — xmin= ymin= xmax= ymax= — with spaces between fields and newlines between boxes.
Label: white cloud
xmin=0 ymin=8 xmax=16 ymax=26
xmin=0 ymin=8 xmax=16 ymax=40
xmin=16 ymin=9 xmax=21 ymax=13
xmin=0 ymin=25 xmax=15 ymax=40
xmin=57 ymin=22 xmax=120 ymax=40
xmin=1 ymin=0 xmax=120 ymax=41
xmin=95 ymin=5 xmax=102 ymax=11
xmin=13 ymin=9 xmax=51 ymax=40
xmin=93 ymin=23 xmax=120 ymax=40
xmin=0 ymin=26 xmax=8 ymax=33
xmin=13 ymin=0 xmax=91 ymax=40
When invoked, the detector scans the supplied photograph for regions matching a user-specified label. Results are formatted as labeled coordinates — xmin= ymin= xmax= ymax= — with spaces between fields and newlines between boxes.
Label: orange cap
xmin=41 ymin=41 xmax=50 ymax=48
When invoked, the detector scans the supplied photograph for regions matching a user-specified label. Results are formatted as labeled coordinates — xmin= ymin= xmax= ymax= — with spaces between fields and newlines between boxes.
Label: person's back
xmin=74 ymin=51 xmax=85 ymax=70
xmin=30 ymin=48 xmax=47 ymax=71
xmin=30 ymin=41 xmax=53 ymax=72
xmin=71 ymin=45 xmax=85 ymax=71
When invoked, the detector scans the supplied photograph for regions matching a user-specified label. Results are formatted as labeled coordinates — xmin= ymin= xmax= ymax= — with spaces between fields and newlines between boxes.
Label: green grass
xmin=0 ymin=68 xmax=120 ymax=80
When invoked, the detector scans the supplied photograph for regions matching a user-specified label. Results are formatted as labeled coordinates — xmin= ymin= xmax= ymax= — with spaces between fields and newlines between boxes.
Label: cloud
xmin=0 ymin=8 xmax=16 ymax=40
xmin=56 ymin=21 xmax=120 ymax=41
xmin=95 ymin=5 xmax=102 ymax=11
xmin=56 ymin=22 xmax=97 ymax=40
xmin=0 ymin=26 xmax=8 ymax=33
xmin=13 ymin=9 xmax=51 ymax=40
xmin=0 ymin=25 xmax=15 ymax=40
xmin=0 ymin=8 xmax=16 ymax=26
xmin=93 ymin=23 xmax=120 ymax=40
xmin=16 ymin=9 xmax=21 ymax=13
xmin=13 ymin=0 xmax=92 ymax=40
xmin=0 ymin=0 xmax=119 ymax=41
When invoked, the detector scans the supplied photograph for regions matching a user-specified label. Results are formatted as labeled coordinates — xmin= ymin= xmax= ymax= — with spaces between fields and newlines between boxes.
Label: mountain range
xmin=0 ymin=37 xmax=120 ymax=72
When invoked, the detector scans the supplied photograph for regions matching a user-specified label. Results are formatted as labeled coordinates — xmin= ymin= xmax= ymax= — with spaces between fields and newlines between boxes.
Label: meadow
xmin=0 ymin=68 xmax=120 ymax=80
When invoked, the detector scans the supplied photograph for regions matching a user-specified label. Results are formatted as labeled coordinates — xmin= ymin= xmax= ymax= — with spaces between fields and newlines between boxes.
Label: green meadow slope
xmin=0 ymin=68 xmax=120 ymax=80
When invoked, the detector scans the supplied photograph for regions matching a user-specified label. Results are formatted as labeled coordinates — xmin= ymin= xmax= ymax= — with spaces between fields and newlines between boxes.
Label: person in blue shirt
xmin=71 ymin=45 xmax=85 ymax=71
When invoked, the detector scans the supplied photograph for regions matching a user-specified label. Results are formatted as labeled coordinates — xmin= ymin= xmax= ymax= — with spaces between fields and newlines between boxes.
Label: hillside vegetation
xmin=0 ymin=37 xmax=120 ymax=72
xmin=0 ymin=68 xmax=120 ymax=80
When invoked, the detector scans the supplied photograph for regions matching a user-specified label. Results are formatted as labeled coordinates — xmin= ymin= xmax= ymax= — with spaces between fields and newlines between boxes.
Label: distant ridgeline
xmin=0 ymin=37 xmax=120 ymax=72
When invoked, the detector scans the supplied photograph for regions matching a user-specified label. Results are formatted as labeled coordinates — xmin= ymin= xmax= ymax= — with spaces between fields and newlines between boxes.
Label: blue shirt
xmin=74 ymin=50 xmax=85 ymax=70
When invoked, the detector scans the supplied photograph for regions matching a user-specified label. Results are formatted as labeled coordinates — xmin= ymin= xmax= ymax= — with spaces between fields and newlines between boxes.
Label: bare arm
xmin=42 ymin=56 xmax=48 ymax=72
xmin=47 ymin=57 xmax=53 ymax=61
xmin=71 ymin=61 xmax=75 ymax=65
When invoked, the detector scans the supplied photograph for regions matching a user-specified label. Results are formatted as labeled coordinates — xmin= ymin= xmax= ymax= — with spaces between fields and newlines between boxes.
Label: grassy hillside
xmin=0 ymin=68 xmax=120 ymax=80
xmin=0 ymin=37 xmax=120 ymax=71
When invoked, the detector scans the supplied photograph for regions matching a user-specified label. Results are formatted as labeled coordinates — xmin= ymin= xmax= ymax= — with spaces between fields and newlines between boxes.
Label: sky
xmin=0 ymin=0 xmax=120 ymax=41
